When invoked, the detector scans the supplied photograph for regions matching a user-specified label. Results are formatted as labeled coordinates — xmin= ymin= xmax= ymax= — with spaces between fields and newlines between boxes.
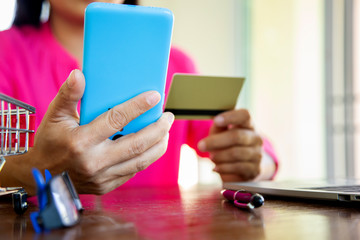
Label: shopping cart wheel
xmin=12 ymin=188 xmax=28 ymax=215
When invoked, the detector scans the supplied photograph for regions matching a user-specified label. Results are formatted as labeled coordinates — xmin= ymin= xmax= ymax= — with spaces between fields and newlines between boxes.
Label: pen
xmin=221 ymin=189 xmax=264 ymax=210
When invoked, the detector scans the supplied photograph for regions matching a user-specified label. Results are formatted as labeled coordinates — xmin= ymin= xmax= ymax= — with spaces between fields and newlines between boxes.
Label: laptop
xmin=223 ymin=179 xmax=360 ymax=202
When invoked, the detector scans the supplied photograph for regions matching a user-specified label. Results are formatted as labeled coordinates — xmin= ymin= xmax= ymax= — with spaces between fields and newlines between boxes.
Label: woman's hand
xmin=0 ymin=70 xmax=174 ymax=195
xmin=198 ymin=109 xmax=264 ymax=182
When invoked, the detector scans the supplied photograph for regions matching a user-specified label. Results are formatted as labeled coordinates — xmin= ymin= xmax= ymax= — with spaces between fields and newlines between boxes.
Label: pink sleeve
xmin=0 ymin=66 xmax=13 ymax=96
xmin=187 ymin=120 xmax=212 ymax=158
xmin=0 ymin=32 xmax=15 ymax=97
xmin=263 ymin=137 xmax=279 ymax=179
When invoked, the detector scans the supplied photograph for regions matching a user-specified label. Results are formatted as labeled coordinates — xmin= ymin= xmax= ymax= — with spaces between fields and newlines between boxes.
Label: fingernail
xmin=67 ymin=69 xmax=83 ymax=88
xmin=146 ymin=91 xmax=161 ymax=106
xmin=74 ymin=69 xmax=84 ymax=81
xmin=167 ymin=113 xmax=174 ymax=124
xmin=66 ymin=70 xmax=76 ymax=88
xmin=214 ymin=115 xmax=225 ymax=126
xmin=198 ymin=140 xmax=206 ymax=152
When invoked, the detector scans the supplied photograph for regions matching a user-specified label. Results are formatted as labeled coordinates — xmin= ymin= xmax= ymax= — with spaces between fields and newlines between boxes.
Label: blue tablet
xmin=80 ymin=3 xmax=173 ymax=139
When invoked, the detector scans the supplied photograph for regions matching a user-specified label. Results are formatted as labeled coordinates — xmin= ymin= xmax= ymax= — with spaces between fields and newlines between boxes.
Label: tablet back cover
xmin=80 ymin=3 xmax=173 ymax=136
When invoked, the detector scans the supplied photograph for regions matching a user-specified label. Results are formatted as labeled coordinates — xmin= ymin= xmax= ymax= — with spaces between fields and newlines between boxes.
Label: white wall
xmin=0 ymin=0 xmax=15 ymax=31
xmin=250 ymin=0 xmax=325 ymax=180
xmin=140 ymin=0 xmax=240 ymax=77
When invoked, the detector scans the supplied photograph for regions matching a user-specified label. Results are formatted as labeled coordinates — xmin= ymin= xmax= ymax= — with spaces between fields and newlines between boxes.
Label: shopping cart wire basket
xmin=0 ymin=93 xmax=36 ymax=171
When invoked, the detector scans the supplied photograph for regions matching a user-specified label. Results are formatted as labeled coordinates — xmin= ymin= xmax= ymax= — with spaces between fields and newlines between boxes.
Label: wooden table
xmin=1 ymin=185 xmax=360 ymax=240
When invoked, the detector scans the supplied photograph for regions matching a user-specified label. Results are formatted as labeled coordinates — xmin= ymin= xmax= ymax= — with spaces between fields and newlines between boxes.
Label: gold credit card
xmin=165 ymin=74 xmax=245 ymax=119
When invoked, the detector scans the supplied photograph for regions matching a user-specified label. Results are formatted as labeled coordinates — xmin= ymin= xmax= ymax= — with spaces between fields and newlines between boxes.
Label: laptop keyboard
xmin=306 ymin=185 xmax=360 ymax=193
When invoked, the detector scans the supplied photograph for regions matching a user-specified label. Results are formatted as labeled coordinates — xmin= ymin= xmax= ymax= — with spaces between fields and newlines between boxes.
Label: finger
xmin=213 ymin=109 xmax=253 ymax=129
xmin=81 ymin=91 xmax=161 ymax=143
xmin=103 ymin=133 xmax=170 ymax=176
xmin=100 ymin=173 xmax=136 ymax=194
xmin=210 ymin=146 xmax=262 ymax=164
xmin=214 ymin=162 xmax=260 ymax=181
xmin=198 ymin=129 xmax=263 ymax=152
xmin=220 ymin=174 xmax=254 ymax=182
xmin=47 ymin=69 xmax=85 ymax=119
xmin=208 ymin=123 xmax=228 ymax=135
xmin=76 ymin=173 xmax=135 ymax=195
xmin=98 ymin=112 xmax=173 ymax=170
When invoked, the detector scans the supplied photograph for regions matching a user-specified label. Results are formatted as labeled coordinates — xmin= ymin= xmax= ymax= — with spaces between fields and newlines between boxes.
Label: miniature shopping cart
xmin=0 ymin=93 xmax=36 ymax=214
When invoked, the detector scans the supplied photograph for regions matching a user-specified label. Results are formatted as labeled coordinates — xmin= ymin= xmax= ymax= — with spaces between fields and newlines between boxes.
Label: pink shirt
xmin=0 ymin=22 xmax=278 ymax=186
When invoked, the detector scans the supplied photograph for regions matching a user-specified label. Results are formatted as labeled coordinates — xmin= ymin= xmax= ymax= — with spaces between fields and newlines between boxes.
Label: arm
xmin=0 ymin=70 xmax=174 ymax=195
xmin=258 ymin=137 xmax=279 ymax=180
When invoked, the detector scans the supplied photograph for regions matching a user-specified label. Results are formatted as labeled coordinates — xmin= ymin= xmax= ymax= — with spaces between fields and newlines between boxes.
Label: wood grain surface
xmin=1 ymin=185 xmax=360 ymax=240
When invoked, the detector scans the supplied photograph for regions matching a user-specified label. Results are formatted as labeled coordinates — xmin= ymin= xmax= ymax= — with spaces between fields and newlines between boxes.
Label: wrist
xmin=0 ymin=150 xmax=38 ymax=196
xmin=254 ymin=151 xmax=276 ymax=181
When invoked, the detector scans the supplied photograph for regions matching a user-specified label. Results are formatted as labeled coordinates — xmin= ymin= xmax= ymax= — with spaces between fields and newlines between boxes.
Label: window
xmin=326 ymin=0 xmax=359 ymax=179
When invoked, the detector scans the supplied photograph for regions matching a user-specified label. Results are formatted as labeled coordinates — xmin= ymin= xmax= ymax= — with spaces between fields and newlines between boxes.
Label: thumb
xmin=47 ymin=69 xmax=85 ymax=118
